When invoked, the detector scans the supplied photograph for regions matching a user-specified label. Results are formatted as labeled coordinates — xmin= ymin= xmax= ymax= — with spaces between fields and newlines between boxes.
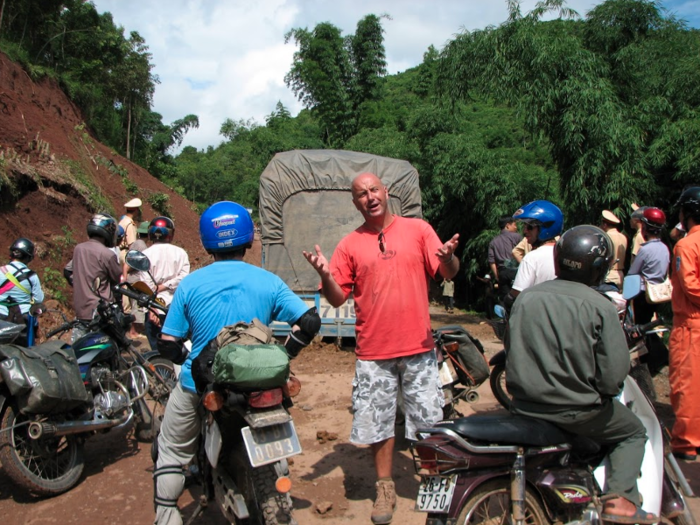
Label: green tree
xmin=438 ymin=0 xmax=700 ymax=223
xmin=285 ymin=14 xmax=389 ymax=146
xmin=111 ymin=31 xmax=157 ymax=159
xmin=284 ymin=22 xmax=354 ymax=145
xmin=350 ymin=14 xmax=388 ymax=106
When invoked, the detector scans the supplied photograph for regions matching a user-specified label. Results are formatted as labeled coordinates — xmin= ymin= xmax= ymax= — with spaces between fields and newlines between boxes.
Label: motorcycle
xmin=0 ymin=275 xmax=176 ymax=497
xmin=411 ymin=369 xmax=696 ymax=525
xmin=411 ymin=276 xmax=694 ymax=525
xmin=183 ymin=333 xmax=304 ymax=524
xmin=488 ymin=277 xmax=667 ymax=409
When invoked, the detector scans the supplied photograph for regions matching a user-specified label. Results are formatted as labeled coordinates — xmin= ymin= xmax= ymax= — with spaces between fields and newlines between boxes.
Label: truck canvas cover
xmin=259 ymin=149 xmax=423 ymax=293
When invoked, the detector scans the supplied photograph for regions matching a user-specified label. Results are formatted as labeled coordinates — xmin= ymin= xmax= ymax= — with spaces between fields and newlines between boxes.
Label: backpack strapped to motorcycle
xmin=0 ymin=340 xmax=90 ymax=414
xmin=435 ymin=325 xmax=490 ymax=388
xmin=193 ymin=318 xmax=290 ymax=392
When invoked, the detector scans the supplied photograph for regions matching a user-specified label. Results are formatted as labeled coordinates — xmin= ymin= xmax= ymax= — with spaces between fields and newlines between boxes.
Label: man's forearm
xmin=439 ymin=255 xmax=459 ymax=280
xmin=320 ymin=274 xmax=347 ymax=307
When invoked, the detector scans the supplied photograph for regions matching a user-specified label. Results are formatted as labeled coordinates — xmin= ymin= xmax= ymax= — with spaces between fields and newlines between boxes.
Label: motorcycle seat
xmin=437 ymin=413 xmax=599 ymax=454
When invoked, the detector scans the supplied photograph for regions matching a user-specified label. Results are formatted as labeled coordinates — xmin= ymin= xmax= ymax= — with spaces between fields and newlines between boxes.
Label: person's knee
xmin=153 ymin=464 xmax=185 ymax=512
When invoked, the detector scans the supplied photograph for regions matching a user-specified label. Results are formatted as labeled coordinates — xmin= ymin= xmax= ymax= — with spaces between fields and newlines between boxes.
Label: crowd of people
xmin=3 ymin=180 xmax=700 ymax=525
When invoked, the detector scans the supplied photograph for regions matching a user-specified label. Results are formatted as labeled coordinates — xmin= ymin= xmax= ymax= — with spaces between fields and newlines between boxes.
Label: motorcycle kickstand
xmin=184 ymin=494 xmax=209 ymax=525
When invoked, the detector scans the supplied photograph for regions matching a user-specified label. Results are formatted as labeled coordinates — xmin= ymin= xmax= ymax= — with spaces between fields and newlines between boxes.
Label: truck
xmin=258 ymin=149 xmax=423 ymax=342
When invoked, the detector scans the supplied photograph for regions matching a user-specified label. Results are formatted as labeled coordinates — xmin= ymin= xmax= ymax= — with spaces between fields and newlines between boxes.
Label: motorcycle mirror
xmin=91 ymin=277 xmax=101 ymax=294
xmin=126 ymin=250 xmax=151 ymax=272
xmin=494 ymin=304 xmax=507 ymax=319
xmin=622 ymin=275 xmax=642 ymax=301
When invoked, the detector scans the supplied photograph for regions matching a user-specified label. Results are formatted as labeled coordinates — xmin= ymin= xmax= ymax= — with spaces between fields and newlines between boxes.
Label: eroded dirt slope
xmin=0 ymin=51 xmax=210 ymax=309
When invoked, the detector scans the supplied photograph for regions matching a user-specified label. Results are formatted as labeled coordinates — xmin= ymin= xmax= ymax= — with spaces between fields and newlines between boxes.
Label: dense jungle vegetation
xmin=2 ymin=0 xmax=700 ymax=284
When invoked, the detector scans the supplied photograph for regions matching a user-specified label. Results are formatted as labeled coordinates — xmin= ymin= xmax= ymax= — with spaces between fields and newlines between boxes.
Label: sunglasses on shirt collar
xmin=378 ymin=231 xmax=386 ymax=253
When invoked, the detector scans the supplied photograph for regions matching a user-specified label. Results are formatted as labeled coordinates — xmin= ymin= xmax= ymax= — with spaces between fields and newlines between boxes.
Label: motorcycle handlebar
xmin=638 ymin=318 xmax=666 ymax=334
xmin=625 ymin=318 xmax=666 ymax=341
xmin=45 ymin=322 xmax=75 ymax=339
xmin=114 ymin=284 xmax=168 ymax=314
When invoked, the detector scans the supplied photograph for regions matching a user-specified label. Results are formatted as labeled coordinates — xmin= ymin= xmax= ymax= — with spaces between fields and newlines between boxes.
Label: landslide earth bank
xmin=0 ymin=51 xmax=212 ymax=301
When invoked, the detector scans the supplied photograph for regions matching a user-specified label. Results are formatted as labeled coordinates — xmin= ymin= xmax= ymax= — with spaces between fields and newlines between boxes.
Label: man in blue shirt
xmin=152 ymin=201 xmax=320 ymax=525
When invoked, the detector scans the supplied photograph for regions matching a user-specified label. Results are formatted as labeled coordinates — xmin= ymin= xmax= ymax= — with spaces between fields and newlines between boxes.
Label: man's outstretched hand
xmin=303 ymin=245 xmax=330 ymax=277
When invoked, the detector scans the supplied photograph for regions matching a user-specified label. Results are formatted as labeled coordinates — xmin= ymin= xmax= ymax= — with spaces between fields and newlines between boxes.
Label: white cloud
xmin=91 ymin=0 xmax=697 ymax=152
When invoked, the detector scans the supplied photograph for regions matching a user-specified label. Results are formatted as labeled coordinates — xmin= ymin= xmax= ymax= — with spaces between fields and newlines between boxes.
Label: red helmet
xmin=148 ymin=216 xmax=175 ymax=243
xmin=640 ymin=207 xmax=666 ymax=232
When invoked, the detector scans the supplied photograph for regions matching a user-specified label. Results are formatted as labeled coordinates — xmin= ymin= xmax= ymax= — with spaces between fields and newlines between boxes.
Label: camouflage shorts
xmin=350 ymin=351 xmax=444 ymax=445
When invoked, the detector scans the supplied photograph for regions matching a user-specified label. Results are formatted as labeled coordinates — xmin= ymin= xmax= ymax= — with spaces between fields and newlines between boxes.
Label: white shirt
xmin=137 ymin=243 xmax=190 ymax=306
xmin=512 ymin=245 xmax=556 ymax=292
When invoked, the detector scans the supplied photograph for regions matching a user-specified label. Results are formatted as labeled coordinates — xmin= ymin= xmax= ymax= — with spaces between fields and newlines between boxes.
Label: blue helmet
xmin=513 ymin=200 xmax=564 ymax=242
xmin=116 ymin=225 xmax=125 ymax=244
xmin=200 ymin=201 xmax=254 ymax=253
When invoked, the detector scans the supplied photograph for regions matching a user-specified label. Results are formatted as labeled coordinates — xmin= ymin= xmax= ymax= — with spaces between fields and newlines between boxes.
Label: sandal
xmin=601 ymin=506 xmax=658 ymax=524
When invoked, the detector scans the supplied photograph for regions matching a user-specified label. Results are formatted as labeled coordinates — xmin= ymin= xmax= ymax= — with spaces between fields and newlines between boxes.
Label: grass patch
xmin=41 ymin=226 xmax=76 ymax=306
xmin=63 ymin=159 xmax=114 ymax=214
xmin=147 ymin=191 xmax=172 ymax=216
xmin=96 ymin=155 xmax=138 ymax=195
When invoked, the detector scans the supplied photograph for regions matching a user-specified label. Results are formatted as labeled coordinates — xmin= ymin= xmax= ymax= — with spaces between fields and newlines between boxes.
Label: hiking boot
xmin=371 ymin=479 xmax=397 ymax=524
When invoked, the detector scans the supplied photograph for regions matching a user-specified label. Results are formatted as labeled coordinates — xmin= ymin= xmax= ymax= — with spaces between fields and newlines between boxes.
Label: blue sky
xmin=90 ymin=0 xmax=700 ymax=152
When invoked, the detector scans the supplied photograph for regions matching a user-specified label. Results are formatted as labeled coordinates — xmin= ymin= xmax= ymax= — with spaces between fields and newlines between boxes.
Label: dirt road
xmin=1 ymin=307 xmax=698 ymax=524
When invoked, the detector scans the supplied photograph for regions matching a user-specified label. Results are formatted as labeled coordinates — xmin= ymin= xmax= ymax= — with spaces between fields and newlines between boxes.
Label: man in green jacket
xmin=506 ymin=225 xmax=656 ymax=525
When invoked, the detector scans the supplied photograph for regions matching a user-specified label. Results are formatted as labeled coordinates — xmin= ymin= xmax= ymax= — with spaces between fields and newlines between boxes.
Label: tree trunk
xmin=131 ymin=115 xmax=138 ymax=160
xmin=0 ymin=0 xmax=6 ymax=36
xmin=126 ymin=104 xmax=132 ymax=160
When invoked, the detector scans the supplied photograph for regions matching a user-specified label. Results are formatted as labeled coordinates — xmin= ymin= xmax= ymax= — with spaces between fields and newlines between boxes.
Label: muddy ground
xmin=0 ymin=306 xmax=698 ymax=524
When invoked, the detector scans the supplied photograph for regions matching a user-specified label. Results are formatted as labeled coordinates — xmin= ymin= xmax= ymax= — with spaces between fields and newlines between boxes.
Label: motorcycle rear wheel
xmin=455 ymin=479 xmax=549 ymax=525
xmin=229 ymin=441 xmax=296 ymax=524
xmin=135 ymin=357 xmax=176 ymax=442
xmin=489 ymin=364 xmax=512 ymax=410
xmin=0 ymin=404 xmax=84 ymax=496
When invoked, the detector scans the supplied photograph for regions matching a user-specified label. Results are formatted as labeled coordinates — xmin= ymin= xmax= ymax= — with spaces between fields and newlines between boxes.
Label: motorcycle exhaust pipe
xmin=27 ymin=412 xmax=132 ymax=440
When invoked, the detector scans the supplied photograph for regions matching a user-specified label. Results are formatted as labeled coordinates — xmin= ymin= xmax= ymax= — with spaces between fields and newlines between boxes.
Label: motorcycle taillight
xmin=411 ymin=438 xmax=463 ymax=474
xmin=249 ymin=388 xmax=283 ymax=408
xmin=414 ymin=445 xmax=440 ymax=472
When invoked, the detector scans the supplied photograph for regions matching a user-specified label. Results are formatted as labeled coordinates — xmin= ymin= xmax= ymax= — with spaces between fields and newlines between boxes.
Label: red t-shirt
xmin=330 ymin=216 xmax=443 ymax=360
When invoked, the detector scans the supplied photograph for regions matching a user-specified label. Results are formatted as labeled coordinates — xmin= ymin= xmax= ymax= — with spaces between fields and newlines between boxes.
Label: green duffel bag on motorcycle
xmin=0 ymin=341 xmax=90 ymax=414
xmin=196 ymin=318 xmax=291 ymax=391
xmin=211 ymin=343 xmax=290 ymax=390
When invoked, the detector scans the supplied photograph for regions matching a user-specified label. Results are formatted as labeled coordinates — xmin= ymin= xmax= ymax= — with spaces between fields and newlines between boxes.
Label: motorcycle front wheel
xmin=489 ymin=364 xmax=512 ymax=410
xmin=456 ymin=479 xmax=549 ymax=525
xmin=135 ymin=357 xmax=176 ymax=442
xmin=0 ymin=404 xmax=85 ymax=496
xmin=229 ymin=441 xmax=296 ymax=524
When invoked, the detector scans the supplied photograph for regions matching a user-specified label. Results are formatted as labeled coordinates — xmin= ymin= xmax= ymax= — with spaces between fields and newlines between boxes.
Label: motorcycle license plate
xmin=415 ymin=475 xmax=457 ymax=513
xmin=241 ymin=421 xmax=302 ymax=468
